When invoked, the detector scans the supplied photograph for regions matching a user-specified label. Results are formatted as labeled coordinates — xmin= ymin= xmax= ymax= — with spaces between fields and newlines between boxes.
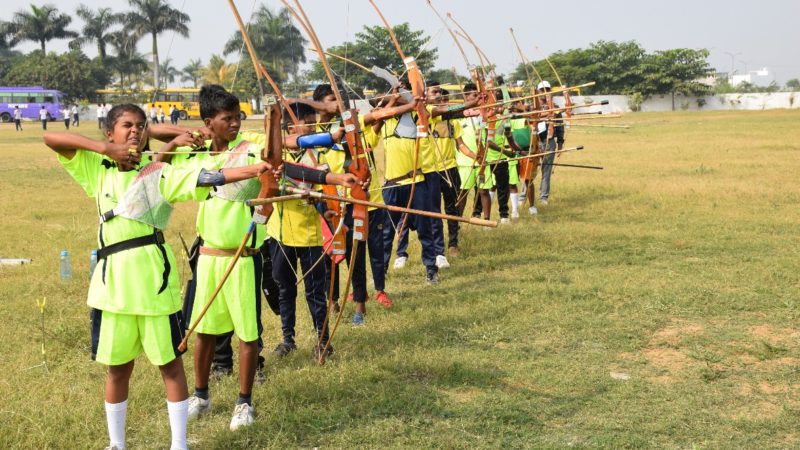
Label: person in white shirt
xmin=97 ymin=104 xmax=104 ymax=129
xmin=14 ymin=106 xmax=22 ymax=131
xmin=158 ymin=106 xmax=165 ymax=124
xmin=39 ymin=106 xmax=49 ymax=130
xmin=62 ymin=107 xmax=71 ymax=129
xmin=149 ymin=104 xmax=158 ymax=123
xmin=71 ymin=104 xmax=79 ymax=127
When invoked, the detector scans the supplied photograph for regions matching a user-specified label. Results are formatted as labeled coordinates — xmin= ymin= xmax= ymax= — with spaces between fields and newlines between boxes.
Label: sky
xmin=3 ymin=0 xmax=799 ymax=84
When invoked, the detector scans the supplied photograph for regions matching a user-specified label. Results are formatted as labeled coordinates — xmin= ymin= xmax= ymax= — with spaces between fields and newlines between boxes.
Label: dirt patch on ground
xmin=439 ymin=387 xmax=482 ymax=404
xmin=642 ymin=348 xmax=693 ymax=383
xmin=727 ymin=400 xmax=782 ymax=421
xmin=650 ymin=321 xmax=704 ymax=346
xmin=749 ymin=325 xmax=799 ymax=346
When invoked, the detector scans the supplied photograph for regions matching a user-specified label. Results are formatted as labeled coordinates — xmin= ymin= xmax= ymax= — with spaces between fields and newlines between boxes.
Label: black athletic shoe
xmin=272 ymin=342 xmax=297 ymax=357
xmin=426 ymin=269 xmax=439 ymax=285
xmin=210 ymin=365 xmax=232 ymax=380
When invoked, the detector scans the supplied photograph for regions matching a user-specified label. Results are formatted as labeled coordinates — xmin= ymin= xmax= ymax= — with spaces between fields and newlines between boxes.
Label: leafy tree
xmin=640 ymin=48 xmax=712 ymax=109
xmin=0 ymin=22 xmax=21 ymax=81
xmin=3 ymin=49 xmax=110 ymax=101
xmin=108 ymin=31 xmax=148 ymax=89
xmin=126 ymin=0 xmax=190 ymax=90
xmin=181 ymin=58 xmax=203 ymax=87
xmin=202 ymin=55 xmax=236 ymax=86
xmin=786 ymin=78 xmax=800 ymax=90
xmin=307 ymin=23 xmax=438 ymax=92
xmin=7 ymin=4 xmax=78 ymax=53
xmin=223 ymin=5 xmax=307 ymax=87
xmin=69 ymin=5 xmax=123 ymax=62
xmin=159 ymin=57 xmax=180 ymax=87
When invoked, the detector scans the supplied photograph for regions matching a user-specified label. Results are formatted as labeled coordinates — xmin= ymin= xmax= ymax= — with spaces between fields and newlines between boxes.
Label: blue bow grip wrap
xmin=297 ymin=132 xmax=334 ymax=148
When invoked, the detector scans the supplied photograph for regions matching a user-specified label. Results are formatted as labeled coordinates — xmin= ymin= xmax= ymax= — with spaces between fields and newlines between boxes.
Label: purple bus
xmin=0 ymin=87 xmax=65 ymax=122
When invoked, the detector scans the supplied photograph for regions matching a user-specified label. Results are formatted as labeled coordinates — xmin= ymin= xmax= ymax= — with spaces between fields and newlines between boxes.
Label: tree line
xmin=1 ymin=2 xmax=797 ymax=105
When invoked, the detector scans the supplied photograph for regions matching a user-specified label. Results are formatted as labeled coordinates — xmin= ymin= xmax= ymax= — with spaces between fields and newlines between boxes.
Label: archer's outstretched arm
xmin=44 ymin=132 xmax=140 ymax=171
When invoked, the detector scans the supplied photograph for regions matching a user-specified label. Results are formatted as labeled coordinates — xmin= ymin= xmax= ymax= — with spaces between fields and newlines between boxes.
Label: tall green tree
xmin=641 ymin=48 xmax=712 ymax=109
xmin=181 ymin=58 xmax=203 ymax=87
xmin=223 ymin=4 xmax=307 ymax=100
xmin=202 ymin=55 xmax=236 ymax=86
xmin=159 ymin=57 xmax=179 ymax=87
xmin=108 ymin=31 xmax=148 ymax=89
xmin=68 ymin=5 xmax=123 ymax=63
xmin=7 ymin=4 xmax=78 ymax=53
xmin=786 ymin=79 xmax=800 ymax=91
xmin=307 ymin=23 xmax=438 ymax=92
xmin=126 ymin=0 xmax=190 ymax=90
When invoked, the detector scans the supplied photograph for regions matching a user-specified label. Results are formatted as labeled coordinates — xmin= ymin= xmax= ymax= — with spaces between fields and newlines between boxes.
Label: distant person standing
xmin=71 ymin=104 xmax=80 ymax=127
xmin=101 ymin=104 xmax=108 ymax=128
xmin=159 ymin=105 xmax=166 ymax=124
xmin=14 ymin=106 xmax=22 ymax=131
xmin=96 ymin=104 xmax=104 ymax=129
xmin=150 ymin=104 xmax=158 ymax=123
xmin=62 ymin=107 xmax=71 ymax=129
xmin=40 ymin=106 xmax=48 ymax=130
xmin=170 ymin=104 xmax=180 ymax=125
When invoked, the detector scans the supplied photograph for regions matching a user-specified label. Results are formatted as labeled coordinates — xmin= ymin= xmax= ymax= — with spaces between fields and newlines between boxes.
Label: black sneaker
xmin=426 ymin=269 xmax=439 ymax=285
xmin=254 ymin=367 xmax=266 ymax=385
xmin=272 ymin=342 xmax=296 ymax=357
xmin=210 ymin=365 xmax=232 ymax=380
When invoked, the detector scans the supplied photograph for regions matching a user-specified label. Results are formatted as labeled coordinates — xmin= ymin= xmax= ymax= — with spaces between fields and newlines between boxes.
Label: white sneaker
xmin=539 ymin=199 xmax=549 ymax=206
xmin=230 ymin=403 xmax=255 ymax=431
xmin=511 ymin=211 xmax=519 ymax=219
xmin=500 ymin=218 xmax=511 ymax=224
xmin=529 ymin=206 xmax=538 ymax=215
xmin=187 ymin=395 xmax=211 ymax=419
xmin=393 ymin=256 xmax=407 ymax=270
xmin=436 ymin=255 xmax=450 ymax=269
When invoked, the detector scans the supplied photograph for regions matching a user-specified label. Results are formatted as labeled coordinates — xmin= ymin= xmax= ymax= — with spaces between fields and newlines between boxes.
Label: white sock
xmin=510 ymin=193 xmax=519 ymax=215
xmin=490 ymin=191 xmax=496 ymax=202
xmin=105 ymin=400 xmax=128 ymax=449
xmin=167 ymin=399 xmax=189 ymax=450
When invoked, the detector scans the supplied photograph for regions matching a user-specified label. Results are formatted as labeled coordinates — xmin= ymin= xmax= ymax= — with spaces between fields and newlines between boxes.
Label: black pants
xmin=474 ymin=161 xmax=510 ymax=218
xmin=73 ymin=114 xmax=79 ymax=126
xmin=270 ymin=241 xmax=328 ymax=346
xmin=435 ymin=167 xmax=461 ymax=249
xmin=14 ymin=119 xmax=21 ymax=131
xmin=41 ymin=119 xmax=47 ymax=130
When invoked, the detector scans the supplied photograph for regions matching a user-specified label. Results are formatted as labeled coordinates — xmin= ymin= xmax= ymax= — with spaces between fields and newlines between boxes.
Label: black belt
xmin=97 ymin=231 xmax=165 ymax=260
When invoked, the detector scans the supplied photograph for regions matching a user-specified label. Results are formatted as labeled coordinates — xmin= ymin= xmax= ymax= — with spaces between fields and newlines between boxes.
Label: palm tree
xmin=181 ymin=58 xmax=203 ymax=87
xmin=223 ymin=5 xmax=306 ymax=87
xmin=202 ymin=55 xmax=236 ymax=86
xmin=69 ymin=5 xmax=123 ymax=62
xmin=126 ymin=0 xmax=190 ymax=89
xmin=159 ymin=57 xmax=180 ymax=87
xmin=109 ymin=31 xmax=148 ymax=89
xmin=8 ymin=4 xmax=78 ymax=53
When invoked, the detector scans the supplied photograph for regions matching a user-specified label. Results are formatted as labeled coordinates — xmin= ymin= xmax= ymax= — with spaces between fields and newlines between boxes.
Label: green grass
xmin=1 ymin=110 xmax=799 ymax=449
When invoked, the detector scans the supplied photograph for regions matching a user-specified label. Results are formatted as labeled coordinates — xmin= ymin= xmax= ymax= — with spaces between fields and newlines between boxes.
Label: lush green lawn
xmin=1 ymin=110 xmax=798 ymax=449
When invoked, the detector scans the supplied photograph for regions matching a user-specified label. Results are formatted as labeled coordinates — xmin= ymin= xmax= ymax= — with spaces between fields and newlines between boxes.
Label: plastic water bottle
xmin=59 ymin=250 xmax=72 ymax=281
xmin=89 ymin=249 xmax=98 ymax=279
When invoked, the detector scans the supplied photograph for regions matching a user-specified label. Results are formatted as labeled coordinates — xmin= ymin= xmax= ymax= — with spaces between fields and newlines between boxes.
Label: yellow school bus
xmin=95 ymin=87 xmax=254 ymax=120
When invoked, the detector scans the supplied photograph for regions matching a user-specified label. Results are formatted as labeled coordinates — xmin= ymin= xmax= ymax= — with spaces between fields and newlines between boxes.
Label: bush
xmin=628 ymin=92 xmax=644 ymax=112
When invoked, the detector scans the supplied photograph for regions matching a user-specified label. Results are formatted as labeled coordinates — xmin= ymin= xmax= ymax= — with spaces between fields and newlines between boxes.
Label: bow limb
xmin=367 ymin=0 xmax=429 ymax=240
xmin=280 ymin=0 xmax=371 ymax=365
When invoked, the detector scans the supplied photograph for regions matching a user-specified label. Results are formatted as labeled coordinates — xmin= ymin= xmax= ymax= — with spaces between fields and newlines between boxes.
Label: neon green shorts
xmin=91 ymin=309 xmax=184 ymax=366
xmin=191 ymin=254 xmax=258 ymax=342
xmin=458 ymin=166 xmax=495 ymax=190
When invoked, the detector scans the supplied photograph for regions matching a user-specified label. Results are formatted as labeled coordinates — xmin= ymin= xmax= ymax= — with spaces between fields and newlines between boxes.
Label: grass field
xmin=1 ymin=110 xmax=799 ymax=449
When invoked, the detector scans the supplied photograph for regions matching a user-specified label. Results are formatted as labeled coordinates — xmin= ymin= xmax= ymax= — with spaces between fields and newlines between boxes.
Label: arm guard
xmin=284 ymin=162 xmax=328 ymax=185
xmin=296 ymin=131 xmax=335 ymax=149
xmin=196 ymin=169 xmax=226 ymax=187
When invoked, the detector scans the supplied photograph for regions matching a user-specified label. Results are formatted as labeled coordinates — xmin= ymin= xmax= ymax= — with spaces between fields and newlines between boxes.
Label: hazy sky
xmin=3 ymin=0 xmax=799 ymax=84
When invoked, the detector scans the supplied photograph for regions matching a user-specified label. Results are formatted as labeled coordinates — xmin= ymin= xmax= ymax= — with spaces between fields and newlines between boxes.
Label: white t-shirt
xmin=96 ymin=106 xmax=104 ymax=119
xmin=71 ymin=106 xmax=78 ymax=115
xmin=39 ymin=109 xmax=48 ymax=120
xmin=14 ymin=109 xmax=21 ymax=120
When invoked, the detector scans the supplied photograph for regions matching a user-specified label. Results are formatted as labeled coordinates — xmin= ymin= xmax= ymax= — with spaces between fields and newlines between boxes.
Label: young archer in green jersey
xmin=44 ymin=104 xmax=272 ymax=450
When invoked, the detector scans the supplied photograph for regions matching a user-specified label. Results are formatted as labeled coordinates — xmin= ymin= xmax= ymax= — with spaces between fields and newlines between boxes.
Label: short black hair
xmin=312 ymin=84 xmax=334 ymax=102
xmin=283 ymin=102 xmax=317 ymax=127
xmin=105 ymin=104 xmax=146 ymax=133
xmin=463 ymin=82 xmax=478 ymax=93
xmin=494 ymin=75 xmax=505 ymax=85
xmin=199 ymin=84 xmax=240 ymax=119
xmin=427 ymin=80 xmax=441 ymax=87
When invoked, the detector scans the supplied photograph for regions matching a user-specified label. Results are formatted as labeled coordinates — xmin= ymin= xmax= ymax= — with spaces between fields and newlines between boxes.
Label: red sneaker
xmin=375 ymin=291 xmax=393 ymax=309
